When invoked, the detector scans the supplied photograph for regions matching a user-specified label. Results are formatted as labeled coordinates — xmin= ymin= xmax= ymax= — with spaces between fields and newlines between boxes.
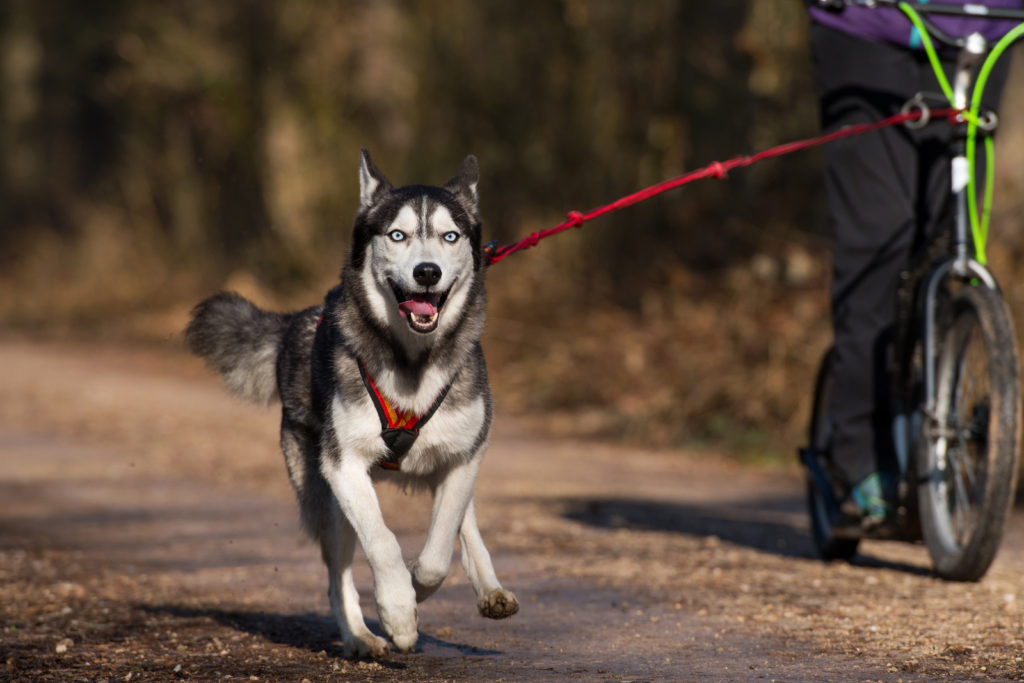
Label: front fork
xmin=919 ymin=30 xmax=998 ymax=461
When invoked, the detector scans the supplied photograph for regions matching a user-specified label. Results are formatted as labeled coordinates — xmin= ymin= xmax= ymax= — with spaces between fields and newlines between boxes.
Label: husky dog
xmin=185 ymin=150 xmax=518 ymax=658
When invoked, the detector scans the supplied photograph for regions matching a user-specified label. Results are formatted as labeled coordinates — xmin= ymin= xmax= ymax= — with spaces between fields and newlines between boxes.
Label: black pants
xmin=811 ymin=24 xmax=1009 ymax=486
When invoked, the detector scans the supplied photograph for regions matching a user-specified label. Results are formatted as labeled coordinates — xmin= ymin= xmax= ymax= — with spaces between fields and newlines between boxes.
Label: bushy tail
xmin=185 ymin=292 xmax=293 ymax=404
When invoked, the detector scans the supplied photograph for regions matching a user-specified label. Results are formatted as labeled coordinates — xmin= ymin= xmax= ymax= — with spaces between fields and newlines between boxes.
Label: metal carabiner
xmin=976 ymin=109 xmax=999 ymax=132
xmin=901 ymin=93 xmax=931 ymax=130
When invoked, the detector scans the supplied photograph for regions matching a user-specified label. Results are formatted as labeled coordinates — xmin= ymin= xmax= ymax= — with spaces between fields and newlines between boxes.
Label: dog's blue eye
xmin=443 ymin=231 xmax=460 ymax=243
xmin=388 ymin=230 xmax=406 ymax=242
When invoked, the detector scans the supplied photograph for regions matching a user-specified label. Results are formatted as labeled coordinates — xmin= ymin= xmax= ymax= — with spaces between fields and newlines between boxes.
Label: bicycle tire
xmin=918 ymin=285 xmax=1021 ymax=581
xmin=806 ymin=348 xmax=860 ymax=560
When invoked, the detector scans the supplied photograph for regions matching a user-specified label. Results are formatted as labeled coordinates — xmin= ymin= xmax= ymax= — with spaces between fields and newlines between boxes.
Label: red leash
xmin=484 ymin=107 xmax=961 ymax=266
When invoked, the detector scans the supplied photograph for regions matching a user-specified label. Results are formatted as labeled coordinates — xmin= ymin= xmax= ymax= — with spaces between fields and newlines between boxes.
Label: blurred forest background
xmin=2 ymin=0 xmax=1024 ymax=459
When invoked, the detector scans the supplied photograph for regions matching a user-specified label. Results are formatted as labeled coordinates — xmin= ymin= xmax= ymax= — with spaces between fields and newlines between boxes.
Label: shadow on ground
xmin=560 ymin=496 xmax=933 ymax=576
xmin=141 ymin=605 xmax=502 ymax=662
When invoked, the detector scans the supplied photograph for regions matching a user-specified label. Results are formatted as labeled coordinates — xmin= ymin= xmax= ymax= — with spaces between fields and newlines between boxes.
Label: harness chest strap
xmin=316 ymin=312 xmax=456 ymax=470
xmin=356 ymin=359 xmax=456 ymax=471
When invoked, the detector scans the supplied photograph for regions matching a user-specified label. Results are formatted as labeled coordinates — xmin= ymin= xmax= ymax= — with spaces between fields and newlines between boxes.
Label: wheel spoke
xmin=956 ymin=430 xmax=977 ymax=491
xmin=955 ymin=352 xmax=974 ymax=418
xmin=950 ymin=441 xmax=972 ymax=543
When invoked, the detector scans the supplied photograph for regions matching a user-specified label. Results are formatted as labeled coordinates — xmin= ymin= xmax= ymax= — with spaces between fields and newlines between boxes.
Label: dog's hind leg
xmin=321 ymin=505 xmax=390 ymax=659
xmin=459 ymin=498 xmax=519 ymax=619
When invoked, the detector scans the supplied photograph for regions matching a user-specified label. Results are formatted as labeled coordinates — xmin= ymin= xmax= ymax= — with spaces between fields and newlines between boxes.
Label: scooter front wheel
xmin=918 ymin=286 xmax=1021 ymax=581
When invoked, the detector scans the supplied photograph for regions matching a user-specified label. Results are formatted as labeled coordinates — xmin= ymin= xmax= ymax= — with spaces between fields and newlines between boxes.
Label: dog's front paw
xmin=342 ymin=631 xmax=390 ymax=659
xmin=477 ymin=588 xmax=519 ymax=619
xmin=376 ymin=583 xmax=419 ymax=652
xmin=378 ymin=609 xmax=418 ymax=652
xmin=389 ymin=625 xmax=418 ymax=653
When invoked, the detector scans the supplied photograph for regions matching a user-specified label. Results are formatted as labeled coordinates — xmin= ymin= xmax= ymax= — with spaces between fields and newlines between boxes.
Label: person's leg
xmin=811 ymin=25 xmax=921 ymax=497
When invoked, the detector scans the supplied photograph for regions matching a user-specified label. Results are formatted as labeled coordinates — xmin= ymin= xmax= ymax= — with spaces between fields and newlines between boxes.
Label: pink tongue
xmin=399 ymin=297 xmax=437 ymax=317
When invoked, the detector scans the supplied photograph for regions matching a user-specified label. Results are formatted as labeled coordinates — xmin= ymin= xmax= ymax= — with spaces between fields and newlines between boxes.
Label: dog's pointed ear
xmin=359 ymin=148 xmax=392 ymax=209
xmin=444 ymin=154 xmax=479 ymax=213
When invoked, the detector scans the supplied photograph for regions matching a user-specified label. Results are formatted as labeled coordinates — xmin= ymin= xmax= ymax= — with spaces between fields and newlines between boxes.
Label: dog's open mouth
xmin=389 ymin=279 xmax=451 ymax=333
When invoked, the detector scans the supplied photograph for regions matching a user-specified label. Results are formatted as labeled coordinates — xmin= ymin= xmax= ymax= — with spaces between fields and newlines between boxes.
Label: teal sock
xmin=852 ymin=472 xmax=889 ymax=518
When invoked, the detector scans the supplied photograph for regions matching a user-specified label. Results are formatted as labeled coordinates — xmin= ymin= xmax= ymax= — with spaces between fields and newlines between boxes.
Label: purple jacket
xmin=808 ymin=1 xmax=1023 ymax=48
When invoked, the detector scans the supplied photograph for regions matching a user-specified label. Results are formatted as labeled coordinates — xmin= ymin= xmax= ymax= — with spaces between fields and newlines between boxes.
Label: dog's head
xmin=349 ymin=149 xmax=485 ymax=342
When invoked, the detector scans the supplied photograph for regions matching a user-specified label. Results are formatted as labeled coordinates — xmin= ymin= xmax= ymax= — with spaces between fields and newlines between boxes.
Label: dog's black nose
xmin=413 ymin=262 xmax=442 ymax=287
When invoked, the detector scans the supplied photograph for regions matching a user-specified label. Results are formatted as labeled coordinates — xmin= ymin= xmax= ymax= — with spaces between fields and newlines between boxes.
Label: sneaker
xmin=850 ymin=472 xmax=893 ymax=529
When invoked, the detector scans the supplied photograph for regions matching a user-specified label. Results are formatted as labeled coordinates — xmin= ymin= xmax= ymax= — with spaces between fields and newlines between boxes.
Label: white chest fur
xmin=328 ymin=388 xmax=486 ymax=476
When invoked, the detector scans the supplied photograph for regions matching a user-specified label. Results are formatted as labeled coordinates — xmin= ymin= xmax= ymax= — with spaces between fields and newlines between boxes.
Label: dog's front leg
xmin=323 ymin=456 xmax=418 ymax=653
xmin=409 ymin=455 xmax=481 ymax=603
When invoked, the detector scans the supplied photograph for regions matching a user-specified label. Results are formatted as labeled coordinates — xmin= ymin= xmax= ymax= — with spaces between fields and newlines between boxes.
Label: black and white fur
xmin=186 ymin=150 xmax=517 ymax=658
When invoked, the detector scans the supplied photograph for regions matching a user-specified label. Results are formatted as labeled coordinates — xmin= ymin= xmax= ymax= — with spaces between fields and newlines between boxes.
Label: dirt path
xmin=2 ymin=340 xmax=1024 ymax=681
